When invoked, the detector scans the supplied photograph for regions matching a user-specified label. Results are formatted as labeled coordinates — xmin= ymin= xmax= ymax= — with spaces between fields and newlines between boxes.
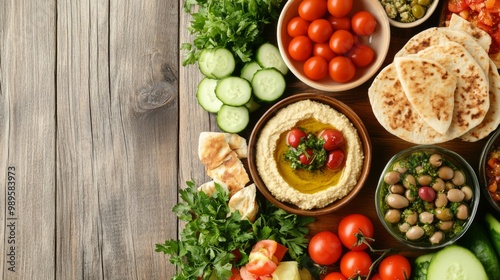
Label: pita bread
xmin=394 ymin=56 xmax=456 ymax=134
xmin=198 ymin=132 xmax=247 ymax=169
xmin=395 ymin=27 xmax=489 ymax=76
xmin=448 ymin=13 xmax=491 ymax=53
xmin=228 ymin=184 xmax=259 ymax=221
xmin=198 ymin=180 xmax=229 ymax=196
xmin=206 ymin=151 xmax=249 ymax=196
xmin=460 ymin=60 xmax=500 ymax=141
xmin=413 ymin=42 xmax=489 ymax=138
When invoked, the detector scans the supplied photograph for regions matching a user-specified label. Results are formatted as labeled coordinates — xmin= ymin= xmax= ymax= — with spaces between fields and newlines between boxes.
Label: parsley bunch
xmin=156 ymin=181 xmax=314 ymax=280
xmin=181 ymin=0 xmax=284 ymax=66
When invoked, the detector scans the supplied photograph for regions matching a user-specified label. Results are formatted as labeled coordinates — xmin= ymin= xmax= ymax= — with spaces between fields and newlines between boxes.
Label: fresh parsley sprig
xmin=156 ymin=181 xmax=314 ymax=280
xmin=284 ymin=133 xmax=327 ymax=171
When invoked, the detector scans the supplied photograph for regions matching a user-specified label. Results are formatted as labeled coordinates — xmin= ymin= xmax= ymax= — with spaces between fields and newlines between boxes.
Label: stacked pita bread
xmin=198 ymin=132 xmax=258 ymax=221
xmin=368 ymin=14 xmax=500 ymax=144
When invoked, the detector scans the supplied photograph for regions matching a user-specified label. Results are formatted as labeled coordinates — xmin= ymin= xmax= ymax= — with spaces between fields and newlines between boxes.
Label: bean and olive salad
xmin=379 ymin=0 xmax=434 ymax=23
xmin=379 ymin=151 xmax=474 ymax=246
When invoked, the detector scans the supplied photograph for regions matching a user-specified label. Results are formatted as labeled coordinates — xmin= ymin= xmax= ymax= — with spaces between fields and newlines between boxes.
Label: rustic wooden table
xmin=1 ymin=0 xmax=498 ymax=279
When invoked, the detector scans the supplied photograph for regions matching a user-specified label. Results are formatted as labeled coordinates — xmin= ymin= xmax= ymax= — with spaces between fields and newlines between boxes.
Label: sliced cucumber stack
xmin=215 ymin=77 xmax=252 ymax=106
xmin=198 ymin=48 xmax=235 ymax=79
xmin=256 ymin=42 xmax=288 ymax=75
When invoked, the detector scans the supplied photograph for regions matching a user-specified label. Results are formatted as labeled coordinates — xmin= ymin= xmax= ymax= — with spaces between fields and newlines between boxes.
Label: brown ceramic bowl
xmin=479 ymin=128 xmax=500 ymax=214
xmin=247 ymin=93 xmax=372 ymax=216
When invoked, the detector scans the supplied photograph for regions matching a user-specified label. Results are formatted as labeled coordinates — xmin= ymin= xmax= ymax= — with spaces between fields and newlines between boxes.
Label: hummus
xmin=256 ymin=99 xmax=364 ymax=210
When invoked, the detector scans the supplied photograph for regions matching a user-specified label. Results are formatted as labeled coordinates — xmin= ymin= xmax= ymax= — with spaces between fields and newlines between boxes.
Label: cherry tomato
xmin=324 ymin=272 xmax=348 ymax=280
xmin=327 ymin=0 xmax=353 ymax=17
xmin=348 ymin=43 xmax=375 ymax=67
xmin=246 ymin=240 xmax=278 ymax=276
xmin=326 ymin=149 xmax=345 ymax=170
xmin=329 ymin=56 xmax=355 ymax=83
xmin=288 ymin=35 xmax=313 ymax=61
xmin=313 ymin=43 xmax=336 ymax=61
xmin=287 ymin=128 xmax=307 ymax=148
xmin=340 ymin=251 xmax=372 ymax=279
xmin=298 ymin=0 xmax=327 ymax=21
xmin=308 ymin=231 xmax=342 ymax=265
xmin=329 ymin=30 xmax=354 ymax=54
xmin=418 ymin=186 xmax=436 ymax=202
xmin=319 ymin=129 xmax=345 ymax=150
xmin=328 ymin=15 xmax=351 ymax=31
xmin=370 ymin=273 xmax=383 ymax=280
xmin=303 ymin=56 xmax=328 ymax=80
xmin=338 ymin=214 xmax=374 ymax=251
xmin=378 ymin=254 xmax=411 ymax=280
xmin=287 ymin=16 xmax=311 ymax=37
xmin=308 ymin=19 xmax=333 ymax=43
xmin=299 ymin=149 xmax=314 ymax=165
xmin=351 ymin=11 xmax=377 ymax=36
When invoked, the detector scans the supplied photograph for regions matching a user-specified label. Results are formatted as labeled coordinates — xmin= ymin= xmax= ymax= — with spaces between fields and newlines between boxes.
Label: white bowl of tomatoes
xmin=277 ymin=0 xmax=391 ymax=92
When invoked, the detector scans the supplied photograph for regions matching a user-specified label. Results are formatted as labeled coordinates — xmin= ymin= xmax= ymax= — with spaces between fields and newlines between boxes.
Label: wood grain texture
xmin=1 ymin=0 xmax=178 ymax=278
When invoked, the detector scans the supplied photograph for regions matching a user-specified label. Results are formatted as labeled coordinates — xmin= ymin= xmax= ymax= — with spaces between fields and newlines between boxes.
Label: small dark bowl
xmin=479 ymin=128 xmax=500 ymax=214
xmin=247 ymin=93 xmax=372 ymax=216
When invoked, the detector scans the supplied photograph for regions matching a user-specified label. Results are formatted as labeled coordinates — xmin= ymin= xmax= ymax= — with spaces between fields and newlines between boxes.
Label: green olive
xmin=411 ymin=0 xmax=419 ymax=6
xmin=418 ymin=0 xmax=431 ymax=6
xmin=412 ymin=4 xmax=426 ymax=19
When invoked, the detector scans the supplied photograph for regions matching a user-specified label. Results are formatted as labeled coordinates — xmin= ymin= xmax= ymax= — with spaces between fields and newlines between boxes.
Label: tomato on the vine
xmin=303 ymin=56 xmax=328 ymax=80
xmin=308 ymin=19 xmax=333 ymax=43
xmin=370 ymin=273 xmax=383 ymax=280
xmin=329 ymin=56 xmax=355 ymax=82
xmin=340 ymin=251 xmax=372 ymax=278
xmin=378 ymin=254 xmax=411 ymax=280
xmin=288 ymin=35 xmax=313 ymax=61
xmin=324 ymin=272 xmax=348 ymax=280
xmin=327 ymin=0 xmax=353 ymax=18
xmin=313 ymin=43 xmax=336 ymax=61
xmin=308 ymin=231 xmax=343 ymax=265
xmin=348 ymin=43 xmax=374 ymax=67
xmin=287 ymin=128 xmax=306 ymax=148
xmin=338 ymin=214 xmax=374 ymax=251
xmin=287 ymin=16 xmax=311 ymax=37
xmin=351 ymin=11 xmax=377 ymax=36
xmin=298 ymin=0 xmax=327 ymax=21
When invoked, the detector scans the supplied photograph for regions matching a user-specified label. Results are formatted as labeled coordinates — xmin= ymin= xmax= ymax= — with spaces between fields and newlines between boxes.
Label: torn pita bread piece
xmin=197 ymin=180 xmax=229 ymax=196
xmin=413 ymin=42 xmax=489 ymax=139
xmin=228 ymin=184 xmax=259 ymax=221
xmin=394 ymin=56 xmax=457 ymax=134
xmin=206 ymin=151 xmax=250 ymax=196
xmin=198 ymin=132 xmax=248 ymax=170
xmin=460 ymin=60 xmax=500 ymax=142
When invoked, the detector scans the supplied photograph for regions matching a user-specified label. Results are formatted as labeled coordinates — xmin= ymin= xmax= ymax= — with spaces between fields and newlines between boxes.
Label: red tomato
xmin=303 ymin=56 xmax=328 ymax=80
xmin=299 ymin=149 xmax=314 ymax=165
xmin=313 ymin=43 xmax=336 ymax=61
xmin=326 ymin=149 xmax=345 ymax=170
xmin=329 ymin=56 xmax=355 ymax=82
xmin=274 ymin=243 xmax=288 ymax=263
xmin=329 ymin=30 xmax=354 ymax=54
xmin=351 ymin=11 xmax=377 ymax=36
xmin=287 ymin=16 xmax=311 ymax=37
xmin=348 ymin=43 xmax=374 ymax=67
xmin=327 ymin=0 xmax=353 ymax=17
xmin=319 ymin=129 xmax=345 ymax=150
xmin=338 ymin=214 xmax=374 ymax=251
xmin=246 ymin=240 xmax=278 ymax=276
xmin=308 ymin=231 xmax=342 ymax=265
xmin=229 ymin=267 xmax=243 ymax=280
xmin=328 ymin=15 xmax=351 ymax=31
xmin=378 ymin=254 xmax=411 ymax=280
xmin=308 ymin=19 xmax=333 ymax=43
xmin=288 ymin=35 xmax=313 ymax=61
xmin=370 ymin=273 xmax=383 ymax=280
xmin=298 ymin=0 xmax=327 ymax=21
xmin=448 ymin=0 xmax=469 ymax=13
xmin=340 ymin=251 xmax=372 ymax=278
xmin=324 ymin=272 xmax=348 ymax=280
xmin=287 ymin=128 xmax=307 ymax=148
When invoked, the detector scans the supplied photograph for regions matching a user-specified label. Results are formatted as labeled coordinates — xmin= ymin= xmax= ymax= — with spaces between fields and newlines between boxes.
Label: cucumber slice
xmin=196 ymin=77 xmax=223 ymax=113
xmin=485 ymin=212 xmax=500 ymax=258
xmin=251 ymin=68 xmax=286 ymax=103
xmin=216 ymin=105 xmax=249 ymax=133
xmin=256 ymin=43 xmax=288 ymax=75
xmin=427 ymin=245 xmax=488 ymax=280
xmin=240 ymin=61 xmax=262 ymax=82
xmin=198 ymin=48 xmax=235 ymax=79
xmin=215 ymin=76 xmax=252 ymax=106
xmin=412 ymin=252 xmax=435 ymax=280
xmin=245 ymin=97 xmax=261 ymax=113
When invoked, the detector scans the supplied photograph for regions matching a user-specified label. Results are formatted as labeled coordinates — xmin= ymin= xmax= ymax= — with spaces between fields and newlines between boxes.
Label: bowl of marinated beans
xmin=479 ymin=128 xmax=500 ymax=214
xmin=375 ymin=145 xmax=480 ymax=249
xmin=379 ymin=0 xmax=440 ymax=28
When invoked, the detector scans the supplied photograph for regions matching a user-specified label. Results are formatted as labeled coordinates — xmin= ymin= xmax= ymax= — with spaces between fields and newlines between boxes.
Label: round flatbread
xmin=394 ymin=56 xmax=456 ymax=135
xmin=448 ymin=13 xmax=491 ymax=53
xmin=460 ymin=60 xmax=500 ymax=141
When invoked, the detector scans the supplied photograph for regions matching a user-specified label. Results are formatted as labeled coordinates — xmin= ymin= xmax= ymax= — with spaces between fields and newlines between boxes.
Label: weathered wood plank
xmin=55 ymin=0 xmax=178 ymax=279
xmin=0 ymin=0 xmax=56 ymax=279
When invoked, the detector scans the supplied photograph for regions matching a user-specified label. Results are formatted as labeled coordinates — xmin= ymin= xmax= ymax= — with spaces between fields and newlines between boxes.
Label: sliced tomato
xmin=250 ymin=240 xmax=278 ymax=259
xmin=246 ymin=252 xmax=278 ymax=276
xmin=448 ymin=0 xmax=469 ymax=13
xmin=274 ymin=243 xmax=288 ymax=263
xmin=229 ymin=267 xmax=244 ymax=280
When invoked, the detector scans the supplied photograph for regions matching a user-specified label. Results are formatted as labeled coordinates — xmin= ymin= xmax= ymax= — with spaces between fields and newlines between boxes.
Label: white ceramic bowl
xmin=277 ymin=0 xmax=391 ymax=92
xmin=388 ymin=0 xmax=440 ymax=28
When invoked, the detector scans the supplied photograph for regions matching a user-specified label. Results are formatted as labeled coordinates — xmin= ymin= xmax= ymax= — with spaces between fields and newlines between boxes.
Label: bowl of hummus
xmin=248 ymin=93 xmax=372 ymax=216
